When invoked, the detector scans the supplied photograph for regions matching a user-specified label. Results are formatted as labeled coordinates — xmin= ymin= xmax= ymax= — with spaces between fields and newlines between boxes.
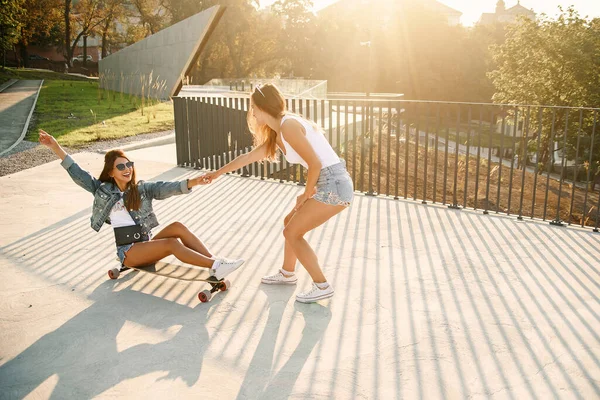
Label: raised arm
xmin=39 ymin=129 xmax=101 ymax=194
xmin=39 ymin=129 xmax=67 ymax=161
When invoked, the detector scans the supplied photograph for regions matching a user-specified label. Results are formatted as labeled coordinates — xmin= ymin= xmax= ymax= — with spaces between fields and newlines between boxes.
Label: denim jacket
xmin=61 ymin=155 xmax=192 ymax=234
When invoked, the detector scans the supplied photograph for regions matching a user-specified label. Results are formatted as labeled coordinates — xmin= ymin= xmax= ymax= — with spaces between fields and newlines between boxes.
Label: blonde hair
xmin=248 ymin=84 xmax=286 ymax=161
xmin=248 ymin=83 xmax=325 ymax=161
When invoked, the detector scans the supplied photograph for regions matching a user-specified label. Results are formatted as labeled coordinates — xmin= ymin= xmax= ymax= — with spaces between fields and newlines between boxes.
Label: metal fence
xmin=174 ymin=96 xmax=600 ymax=231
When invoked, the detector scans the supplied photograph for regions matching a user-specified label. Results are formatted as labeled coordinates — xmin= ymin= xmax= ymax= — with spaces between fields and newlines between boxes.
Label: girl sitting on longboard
xmin=38 ymin=129 xmax=244 ymax=280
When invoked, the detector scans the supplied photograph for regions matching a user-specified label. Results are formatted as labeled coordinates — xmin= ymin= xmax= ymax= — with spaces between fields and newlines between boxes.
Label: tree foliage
xmin=14 ymin=0 xmax=62 ymax=67
xmin=0 ymin=0 xmax=25 ymax=63
xmin=489 ymin=8 xmax=600 ymax=173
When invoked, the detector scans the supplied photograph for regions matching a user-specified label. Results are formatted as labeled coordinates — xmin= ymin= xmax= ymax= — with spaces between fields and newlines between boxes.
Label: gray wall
xmin=99 ymin=6 xmax=223 ymax=100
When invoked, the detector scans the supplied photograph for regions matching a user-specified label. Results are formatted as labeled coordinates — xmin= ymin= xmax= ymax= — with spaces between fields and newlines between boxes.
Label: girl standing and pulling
xmin=201 ymin=84 xmax=353 ymax=303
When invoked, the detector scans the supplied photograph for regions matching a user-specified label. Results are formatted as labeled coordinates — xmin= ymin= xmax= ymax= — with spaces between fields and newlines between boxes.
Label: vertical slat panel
xmin=582 ymin=111 xmax=597 ymax=227
xmin=568 ymin=109 xmax=584 ymax=224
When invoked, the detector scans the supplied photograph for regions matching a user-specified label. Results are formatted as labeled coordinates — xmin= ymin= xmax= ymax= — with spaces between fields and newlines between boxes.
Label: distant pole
xmin=1 ymin=26 xmax=4 ymax=70
xmin=368 ymin=43 xmax=371 ymax=96
xmin=360 ymin=40 xmax=372 ymax=96
xmin=83 ymin=35 xmax=88 ymax=68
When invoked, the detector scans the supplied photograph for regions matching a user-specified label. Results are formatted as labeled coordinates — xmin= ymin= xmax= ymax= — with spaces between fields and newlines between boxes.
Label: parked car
xmin=72 ymin=55 xmax=93 ymax=63
xmin=29 ymin=54 xmax=49 ymax=61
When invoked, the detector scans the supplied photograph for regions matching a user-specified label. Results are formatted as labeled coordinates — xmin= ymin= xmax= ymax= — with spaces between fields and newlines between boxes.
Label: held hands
xmin=197 ymin=171 xmax=220 ymax=185
xmin=188 ymin=172 xmax=217 ymax=189
xmin=188 ymin=171 xmax=224 ymax=189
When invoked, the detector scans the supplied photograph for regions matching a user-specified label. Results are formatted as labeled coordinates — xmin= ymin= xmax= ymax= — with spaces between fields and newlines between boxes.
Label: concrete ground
xmin=0 ymin=143 xmax=599 ymax=399
xmin=0 ymin=80 xmax=42 ymax=155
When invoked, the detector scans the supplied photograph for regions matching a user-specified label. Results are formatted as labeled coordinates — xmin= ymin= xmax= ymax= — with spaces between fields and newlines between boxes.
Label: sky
xmin=260 ymin=0 xmax=600 ymax=26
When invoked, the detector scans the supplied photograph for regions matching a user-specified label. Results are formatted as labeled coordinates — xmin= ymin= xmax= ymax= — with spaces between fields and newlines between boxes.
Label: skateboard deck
xmin=107 ymin=261 xmax=229 ymax=302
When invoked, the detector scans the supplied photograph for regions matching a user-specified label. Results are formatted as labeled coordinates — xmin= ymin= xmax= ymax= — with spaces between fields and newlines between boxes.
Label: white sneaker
xmin=211 ymin=259 xmax=244 ymax=280
xmin=261 ymin=269 xmax=298 ymax=285
xmin=295 ymin=283 xmax=334 ymax=303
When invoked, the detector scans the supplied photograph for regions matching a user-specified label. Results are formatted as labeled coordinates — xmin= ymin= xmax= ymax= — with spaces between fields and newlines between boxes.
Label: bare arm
xmin=39 ymin=129 xmax=67 ymax=160
xmin=39 ymin=129 xmax=101 ymax=194
xmin=200 ymin=144 xmax=268 ymax=183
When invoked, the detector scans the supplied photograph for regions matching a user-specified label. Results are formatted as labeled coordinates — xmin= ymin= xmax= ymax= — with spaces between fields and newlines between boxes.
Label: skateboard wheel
xmin=221 ymin=280 xmax=230 ymax=291
xmin=108 ymin=267 xmax=120 ymax=280
xmin=198 ymin=290 xmax=212 ymax=302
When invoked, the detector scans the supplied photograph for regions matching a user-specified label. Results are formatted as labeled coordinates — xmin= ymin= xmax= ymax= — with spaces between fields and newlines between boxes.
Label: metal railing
xmin=174 ymin=96 xmax=600 ymax=231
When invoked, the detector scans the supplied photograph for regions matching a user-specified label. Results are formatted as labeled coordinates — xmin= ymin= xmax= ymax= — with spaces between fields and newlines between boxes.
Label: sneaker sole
xmin=261 ymin=279 xmax=298 ymax=285
xmin=295 ymin=290 xmax=334 ymax=303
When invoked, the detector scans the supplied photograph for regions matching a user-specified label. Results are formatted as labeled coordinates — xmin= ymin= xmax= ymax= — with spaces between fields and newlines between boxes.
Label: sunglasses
xmin=255 ymin=84 xmax=265 ymax=98
xmin=115 ymin=161 xmax=134 ymax=171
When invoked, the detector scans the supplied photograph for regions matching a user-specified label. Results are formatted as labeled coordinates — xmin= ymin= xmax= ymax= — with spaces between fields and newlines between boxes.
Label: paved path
xmin=0 ymin=144 xmax=599 ymax=399
xmin=0 ymin=80 xmax=43 ymax=156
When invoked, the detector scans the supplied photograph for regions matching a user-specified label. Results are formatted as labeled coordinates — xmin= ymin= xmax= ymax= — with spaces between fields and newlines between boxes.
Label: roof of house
xmin=478 ymin=1 xmax=536 ymax=24
xmin=424 ymin=0 xmax=463 ymax=16
xmin=505 ymin=2 xmax=535 ymax=16
xmin=319 ymin=0 xmax=462 ymax=16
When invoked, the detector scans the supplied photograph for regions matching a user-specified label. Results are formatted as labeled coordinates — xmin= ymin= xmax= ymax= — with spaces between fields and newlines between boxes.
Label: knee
xmin=283 ymin=226 xmax=302 ymax=241
xmin=168 ymin=221 xmax=187 ymax=234
xmin=164 ymin=237 xmax=182 ymax=251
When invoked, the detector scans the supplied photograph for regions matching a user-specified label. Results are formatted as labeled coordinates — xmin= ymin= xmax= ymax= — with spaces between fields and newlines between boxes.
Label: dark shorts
xmin=115 ymin=232 xmax=151 ymax=265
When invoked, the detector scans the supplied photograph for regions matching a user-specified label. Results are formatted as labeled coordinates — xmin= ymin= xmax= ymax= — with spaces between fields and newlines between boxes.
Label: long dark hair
xmin=98 ymin=149 xmax=141 ymax=211
xmin=248 ymin=84 xmax=286 ymax=161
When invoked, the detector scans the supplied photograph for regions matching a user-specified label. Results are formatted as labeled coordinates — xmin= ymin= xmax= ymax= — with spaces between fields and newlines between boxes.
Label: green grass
xmin=0 ymin=67 xmax=91 ymax=85
xmin=27 ymin=80 xmax=174 ymax=147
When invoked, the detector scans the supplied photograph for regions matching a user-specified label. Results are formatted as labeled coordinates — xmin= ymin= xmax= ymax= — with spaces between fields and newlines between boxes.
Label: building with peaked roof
xmin=479 ymin=0 xmax=536 ymax=25
xmin=422 ymin=0 xmax=463 ymax=26
xmin=319 ymin=0 xmax=462 ymax=26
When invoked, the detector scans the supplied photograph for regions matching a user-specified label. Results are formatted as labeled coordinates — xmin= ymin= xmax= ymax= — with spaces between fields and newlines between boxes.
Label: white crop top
xmin=279 ymin=114 xmax=340 ymax=169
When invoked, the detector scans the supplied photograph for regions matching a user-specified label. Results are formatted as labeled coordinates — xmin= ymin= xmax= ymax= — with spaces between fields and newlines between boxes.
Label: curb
xmin=0 ymin=79 xmax=18 ymax=93
xmin=94 ymin=133 xmax=175 ymax=154
xmin=0 ymin=80 xmax=44 ymax=157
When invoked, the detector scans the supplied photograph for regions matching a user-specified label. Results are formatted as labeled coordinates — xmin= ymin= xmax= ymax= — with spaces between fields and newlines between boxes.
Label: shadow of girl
xmin=0 ymin=277 xmax=216 ymax=399
xmin=236 ymin=285 xmax=332 ymax=399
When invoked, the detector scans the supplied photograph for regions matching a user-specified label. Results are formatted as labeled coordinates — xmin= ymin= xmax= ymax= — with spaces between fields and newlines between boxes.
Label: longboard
xmin=108 ymin=261 xmax=229 ymax=302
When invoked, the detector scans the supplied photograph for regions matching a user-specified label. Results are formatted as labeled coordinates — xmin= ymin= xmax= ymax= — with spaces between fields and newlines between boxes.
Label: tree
xmin=16 ymin=0 xmax=62 ymax=68
xmin=188 ymin=1 xmax=285 ymax=84
xmin=99 ymin=0 xmax=126 ymax=58
xmin=0 ymin=0 xmax=25 ymax=68
xmin=489 ymin=8 xmax=600 ymax=173
xmin=271 ymin=0 xmax=314 ymax=78
xmin=309 ymin=0 xmax=496 ymax=101
xmin=64 ymin=0 xmax=106 ymax=66
xmin=162 ymin=0 xmax=207 ymax=25
xmin=129 ymin=0 xmax=166 ymax=35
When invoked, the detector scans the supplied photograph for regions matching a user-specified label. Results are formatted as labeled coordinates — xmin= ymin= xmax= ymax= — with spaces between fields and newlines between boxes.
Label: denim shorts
xmin=115 ymin=233 xmax=151 ymax=265
xmin=313 ymin=160 xmax=354 ymax=207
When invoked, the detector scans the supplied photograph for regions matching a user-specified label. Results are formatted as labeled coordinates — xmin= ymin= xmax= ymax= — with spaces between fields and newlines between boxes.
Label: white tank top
xmin=279 ymin=114 xmax=340 ymax=169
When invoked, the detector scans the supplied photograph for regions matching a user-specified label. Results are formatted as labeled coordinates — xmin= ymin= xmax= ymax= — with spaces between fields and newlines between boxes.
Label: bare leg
xmin=281 ymin=209 xmax=299 ymax=273
xmin=123 ymin=238 xmax=215 ymax=268
xmin=153 ymin=222 xmax=214 ymax=258
xmin=282 ymin=199 xmax=346 ymax=283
